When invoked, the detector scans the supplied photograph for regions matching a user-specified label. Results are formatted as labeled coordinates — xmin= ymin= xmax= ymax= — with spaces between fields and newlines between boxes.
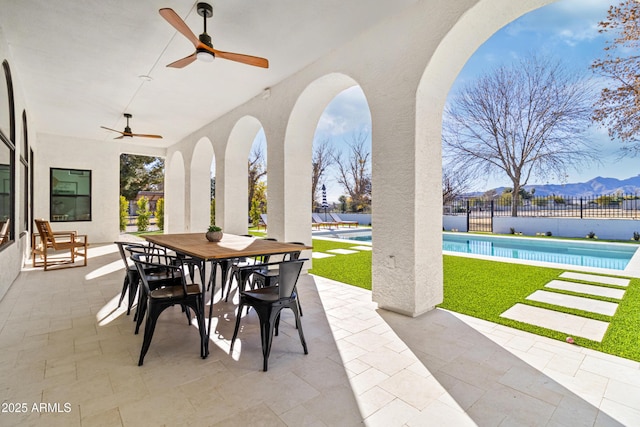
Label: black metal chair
xmin=126 ymin=245 xmax=189 ymax=334
xmin=114 ymin=241 xmax=148 ymax=315
xmin=230 ymin=259 xmax=308 ymax=371
xmin=225 ymin=237 xmax=277 ymax=301
xmin=251 ymin=242 xmax=306 ymax=314
xmin=131 ymin=252 xmax=207 ymax=366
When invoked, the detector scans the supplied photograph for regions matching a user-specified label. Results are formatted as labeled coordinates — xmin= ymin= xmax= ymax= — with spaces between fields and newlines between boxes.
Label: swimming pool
xmin=323 ymin=230 xmax=639 ymax=271
xmin=442 ymin=233 xmax=637 ymax=271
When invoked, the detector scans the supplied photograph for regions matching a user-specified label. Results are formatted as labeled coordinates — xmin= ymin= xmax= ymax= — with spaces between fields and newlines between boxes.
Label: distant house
xmin=128 ymin=191 xmax=164 ymax=216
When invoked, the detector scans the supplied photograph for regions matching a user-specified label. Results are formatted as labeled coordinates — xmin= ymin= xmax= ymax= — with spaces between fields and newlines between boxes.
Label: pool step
xmin=500 ymin=271 xmax=630 ymax=342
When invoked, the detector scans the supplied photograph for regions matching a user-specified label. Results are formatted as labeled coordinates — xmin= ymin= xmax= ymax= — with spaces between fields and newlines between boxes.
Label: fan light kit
xmin=100 ymin=114 xmax=162 ymax=139
xmin=160 ymin=2 xmax=269 ymax=69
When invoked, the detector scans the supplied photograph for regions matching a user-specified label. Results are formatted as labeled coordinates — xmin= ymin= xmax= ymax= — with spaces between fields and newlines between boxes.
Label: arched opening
xmin=275 ymin=73 xmax=362 ymax=243
xmin=312 ymin=86 xmax=371 ymax=219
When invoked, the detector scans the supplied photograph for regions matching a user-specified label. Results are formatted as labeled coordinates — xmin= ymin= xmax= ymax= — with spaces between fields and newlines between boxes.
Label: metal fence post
xmin=466 ymin=200 xmax=470 ymax=232
xmin=580 ymin=198 xmax=583 ymax=219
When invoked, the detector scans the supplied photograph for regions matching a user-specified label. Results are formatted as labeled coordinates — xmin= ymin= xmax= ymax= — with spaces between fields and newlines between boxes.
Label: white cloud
xmin=315 ymin=86 xmax=371 ymax=138
xmin=504 ymin=0 xmax=609 ymax=46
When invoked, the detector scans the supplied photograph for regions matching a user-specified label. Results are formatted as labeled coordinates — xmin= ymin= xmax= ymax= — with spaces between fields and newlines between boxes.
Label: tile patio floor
xmin=1 ymin=242 xmax=639 ymax=426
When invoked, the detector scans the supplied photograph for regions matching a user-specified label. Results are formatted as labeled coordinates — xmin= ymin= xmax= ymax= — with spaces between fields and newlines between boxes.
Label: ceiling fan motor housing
xmin=199 ymin=33 xmax=213 ymax=48
xmin=197 ymin=2 xmax=213 ymax=18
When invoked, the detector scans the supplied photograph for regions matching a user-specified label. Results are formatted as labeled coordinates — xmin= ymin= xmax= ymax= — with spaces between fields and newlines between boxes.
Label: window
xmin=20 ymin=111 xmax=28 ymax=232
xmin=0 ymin=60 xmax=15 ymax=249
xmin=50 ymin=168 xmax=91 ymax=222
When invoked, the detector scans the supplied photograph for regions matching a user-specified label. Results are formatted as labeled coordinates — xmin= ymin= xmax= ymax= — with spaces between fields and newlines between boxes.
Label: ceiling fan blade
xmin=212 ymin=48 xmax=269 ymax=68
xmin=159 ymin=8 xmax=199 ymax=47
xmin=100 ymin=125 xmax=124 ymax=135
xmin=131 ymin=133 xmax=163 ymax=139
xmin=167 ymin=52 xmax=197 ymax=68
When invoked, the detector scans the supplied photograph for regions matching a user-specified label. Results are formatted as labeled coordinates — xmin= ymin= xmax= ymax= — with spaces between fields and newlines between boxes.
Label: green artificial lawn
xmin=309 ymin=239 xmax=372 ymax=289
xmin=308 ymin=237 xmax=640 ymax=362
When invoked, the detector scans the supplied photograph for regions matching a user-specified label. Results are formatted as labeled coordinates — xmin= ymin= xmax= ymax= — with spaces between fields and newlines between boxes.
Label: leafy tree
xmin=443 ymin=53 xmax=597 ymax=216
xmin=333 ymin=132 xmax=371 ymax=212
xmin=155 ymin=198 xmax=165 ymax=230
xmin=248 ymin=146 xmax=266 ymax=212
xmin=249 ymin=181 xmax=267 ymax=226
xmin=210 ymin=198 xmax=215 ymax=226
xmin=591 ymin=0 xmax=640 ymax=152
xmin=311 ymin=139 xmax=336 ymax=210
xmin=119 ymin=195 xmax=128 ymax=232
xmin=120 ymin=154 xmax=164 ymax=201
xmin=136 ymin=196 xmax=150 ymax=232
xmin=338 ymin=195 xmax=348 ymax=213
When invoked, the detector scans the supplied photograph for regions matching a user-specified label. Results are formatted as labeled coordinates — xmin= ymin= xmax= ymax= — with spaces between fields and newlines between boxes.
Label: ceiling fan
xmin=100 ymin=114 xmax=163 ymax=139
xmin=160 ymin=2 xmax=269 ymax=69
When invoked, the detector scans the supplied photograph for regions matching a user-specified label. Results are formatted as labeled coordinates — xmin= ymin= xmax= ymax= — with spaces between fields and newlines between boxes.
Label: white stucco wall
xmin=0 ymin=25 xmax=35 ymax=294
xmin=35 ymin=134 xmax=121 ymax=244
xmin=494 ymin=217 xmax=640 ymax=241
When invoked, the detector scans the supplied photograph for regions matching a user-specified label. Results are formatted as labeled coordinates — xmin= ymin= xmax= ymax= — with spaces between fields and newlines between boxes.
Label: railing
xmin=444 ymin=194 xmax=640 ymax=219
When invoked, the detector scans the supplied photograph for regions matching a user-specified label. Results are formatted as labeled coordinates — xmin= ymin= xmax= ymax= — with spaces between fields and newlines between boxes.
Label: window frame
xmin=50 ymin=167 xmax=92 ymax=222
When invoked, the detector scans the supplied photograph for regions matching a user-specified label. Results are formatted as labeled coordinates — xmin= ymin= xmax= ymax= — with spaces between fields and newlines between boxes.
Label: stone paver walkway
xmin=500 ymin=271 xmax=630 ymax=342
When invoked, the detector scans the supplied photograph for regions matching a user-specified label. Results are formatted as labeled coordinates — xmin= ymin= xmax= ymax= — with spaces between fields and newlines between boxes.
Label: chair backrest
xmin=0 ymin=219 xmax=9 ymax=244
xmin=114 ymin=241 xmax=148 ymax=268
xmin=125 ymin=244 xmax=168 ymax=265
xmin=285 ymin=241 xmax=305 ymax=261
xmin=277 ymin=260 xmax=304 ymax=299
xmin=329 ymin=212 xmax=341 ymax=222
xmin=311 ymin=213 xmax=322 ymax=223
xmin=260 ymin=213 xmax=267 ymax=225
xmin=130 ymin=252 xmax=187 ymax=296
xmin=34 ymin=219 xmax=55 ymax=247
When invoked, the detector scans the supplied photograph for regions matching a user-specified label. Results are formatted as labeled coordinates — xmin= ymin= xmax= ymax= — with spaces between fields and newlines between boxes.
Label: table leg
xmin=198 ymin=258 xmax=211 ymax=358
xmin=205 ymin=260 xmax=218 ymax=357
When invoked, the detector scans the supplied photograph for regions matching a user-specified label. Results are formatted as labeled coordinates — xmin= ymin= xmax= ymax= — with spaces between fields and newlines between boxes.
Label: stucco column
xmin=265 ymin=123 xmax=312 ymax=245
xmin=370 ymin=90 xmax=443 ymax=317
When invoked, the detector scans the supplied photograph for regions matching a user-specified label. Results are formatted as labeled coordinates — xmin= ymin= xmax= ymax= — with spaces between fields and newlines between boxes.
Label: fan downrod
xmin=197 ymin=2 xmax=213 ymax=18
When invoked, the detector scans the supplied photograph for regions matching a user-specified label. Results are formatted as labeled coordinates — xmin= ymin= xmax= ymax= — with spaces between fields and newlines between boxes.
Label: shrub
xmin=545 ymin=231 xmax=552 ymax=237
xmin=633 ymin=231 xmax=640 ymax=241
xmin=155 ymin=198 xmax=165 ymax=230
xmin=136 ymin=196 xmax=150 ymax=232
xmin=119 ymin=195 xmax=128 ymax=232
xmin=586 ymin=231 xmax=597 ymax=239
xmin=510 ymin=227 xmax=515 ymax=234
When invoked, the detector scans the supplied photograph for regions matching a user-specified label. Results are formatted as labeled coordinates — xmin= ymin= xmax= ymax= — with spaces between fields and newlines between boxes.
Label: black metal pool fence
xmin=444 ymin=193 xmax=640 ymax=219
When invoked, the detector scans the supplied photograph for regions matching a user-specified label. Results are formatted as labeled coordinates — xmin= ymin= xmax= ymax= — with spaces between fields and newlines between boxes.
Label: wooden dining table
xmin=143 ymin=232 xmax=311 ymax=357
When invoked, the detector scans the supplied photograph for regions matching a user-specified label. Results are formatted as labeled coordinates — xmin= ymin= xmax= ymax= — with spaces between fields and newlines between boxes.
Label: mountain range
xmin=477 ymin=176 xmax=640 ymax=197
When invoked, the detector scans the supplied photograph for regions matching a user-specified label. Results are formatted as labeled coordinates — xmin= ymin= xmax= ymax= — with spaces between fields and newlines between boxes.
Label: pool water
xmin=337 ymin=232 xmax=638 ymax=270
xmin=443 ymin=234 xmax=638 ymax=270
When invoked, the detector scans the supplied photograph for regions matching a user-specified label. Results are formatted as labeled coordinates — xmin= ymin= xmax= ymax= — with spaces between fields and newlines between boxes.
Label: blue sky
xmin=255 ymin=0 xmax=634 ymax=201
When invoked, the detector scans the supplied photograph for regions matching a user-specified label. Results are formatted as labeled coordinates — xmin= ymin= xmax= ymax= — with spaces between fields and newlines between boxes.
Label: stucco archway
xmin=270 ymin=72 xmax=363 ymax=243
xmin=190 ymin=137 xmax=214 ymax=232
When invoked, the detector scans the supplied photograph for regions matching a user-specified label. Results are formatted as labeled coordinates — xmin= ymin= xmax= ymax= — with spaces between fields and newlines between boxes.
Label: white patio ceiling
xmin=0 ymin=0 xmax=418 ymax=146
